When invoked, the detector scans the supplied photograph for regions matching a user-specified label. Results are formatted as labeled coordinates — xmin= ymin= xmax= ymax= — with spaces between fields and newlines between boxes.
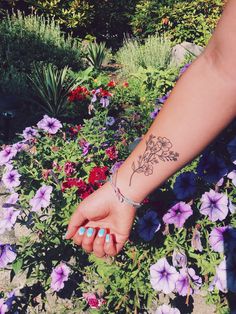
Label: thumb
xmin=65 ymin=205 xmax=87 ymax=239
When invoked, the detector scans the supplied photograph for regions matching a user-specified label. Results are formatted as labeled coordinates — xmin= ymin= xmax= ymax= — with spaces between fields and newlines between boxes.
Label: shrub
xmin=116 ymin=35 xmax=174 ymax=77
xmin=0 ymin=11 xmax=82 ymax=74
xmin=131 ymin=0 xmax=225 ymax=46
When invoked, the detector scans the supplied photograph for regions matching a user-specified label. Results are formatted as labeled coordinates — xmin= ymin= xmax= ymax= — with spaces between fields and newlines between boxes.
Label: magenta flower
xmin=172 ymin=249 xmax=187 ymax=268
xmin=176 ymin=268 xmax=202 ymax=296
xmin=0 ymin=207 xmax=20 ymax=234
xmin=155 ymin=304 xmax=180 ymax=314
xmin=0 ymin=299 xmax=8 ymax=314
xmin=37 ymin=115 xmax=62 ymax=134
xmin=0 ymin=243 xmax=16 ymax=268
xmin=2 ymin=169 xmax=21 ymax=190
xmin=29 ymin=185 xmax=53 ymax=212
xmin=83 ymin=292 xmax=106 ymax=309
xmin=50 ymin=263 xmax=70 ymax=292
xmin=150 ymin=257 xmax=179 ymax=294
xmin=64 ymin=162 xmax=76 ymax=177
xmin=0 ymin=147 xmax=17 ymax=166
xmin=199 ymin=189 xmax=228 ymax=222
xmin=22 ymin=127 xmax=38 ymax=140
xmin=163 ymin=201 xmax=193 ymax=228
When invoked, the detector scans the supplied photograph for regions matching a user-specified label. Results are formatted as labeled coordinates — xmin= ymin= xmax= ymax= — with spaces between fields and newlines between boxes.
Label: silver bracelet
xmin=108 ymin=171 xmax=142 ymax=209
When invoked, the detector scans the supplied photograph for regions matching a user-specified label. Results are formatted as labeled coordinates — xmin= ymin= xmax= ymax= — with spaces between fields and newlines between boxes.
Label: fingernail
xmin=98 ymin=228 xmax=105 ymax=237
xmin=87 ymin=227 xmax=94 ymax=237
xmin=78 ymin=227 xmax=86 ymax=236
xmin=105 ymin=234 xmax=110 ymax=243
xmin=63 ymin=231 xmax=68 ymax=240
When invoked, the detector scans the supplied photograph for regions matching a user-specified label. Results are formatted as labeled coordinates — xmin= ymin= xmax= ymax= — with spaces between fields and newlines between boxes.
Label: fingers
xmin=65 ymin=205 xmax=87 ymax=240
xmin=72 ymin=227 xmax=118 ymax=257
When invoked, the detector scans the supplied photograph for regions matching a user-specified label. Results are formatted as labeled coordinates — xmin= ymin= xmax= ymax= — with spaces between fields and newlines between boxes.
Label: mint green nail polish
xmin=87 ymin=227 xmax=94 ymax=237
xmin=98 ymin=228 xmax=105 ymax=237
xmin=78 ymin=227 xmax=85 ymax=236
xmin=105 ymin=234 xmax=110 ymax=243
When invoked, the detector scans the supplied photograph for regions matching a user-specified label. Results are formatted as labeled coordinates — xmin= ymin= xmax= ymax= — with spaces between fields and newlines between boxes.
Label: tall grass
xmin=116 ymin=35 xmax=174 ymax=76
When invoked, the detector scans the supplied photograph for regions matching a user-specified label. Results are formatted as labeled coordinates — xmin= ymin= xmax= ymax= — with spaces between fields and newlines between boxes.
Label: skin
xmin=66 ymin=0 xmax=236 ymax=258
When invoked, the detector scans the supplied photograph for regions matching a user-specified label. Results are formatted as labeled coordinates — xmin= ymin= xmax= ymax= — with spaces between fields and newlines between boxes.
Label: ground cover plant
xmin=0 ymin=64 xmax=236 ymax=313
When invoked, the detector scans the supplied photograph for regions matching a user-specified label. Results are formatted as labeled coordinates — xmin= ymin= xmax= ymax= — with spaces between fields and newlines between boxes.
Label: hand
xmin=65 ymin=181 xmax=137 ymax=258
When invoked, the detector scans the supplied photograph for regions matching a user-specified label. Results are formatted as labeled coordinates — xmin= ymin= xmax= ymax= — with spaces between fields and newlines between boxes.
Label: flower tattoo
xmin=129 ymin=134 xmax=179 ymax=186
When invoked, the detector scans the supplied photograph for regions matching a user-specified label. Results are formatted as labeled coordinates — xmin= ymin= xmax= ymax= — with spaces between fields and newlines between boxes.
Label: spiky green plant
xmin=85 ymin=41 xmax=107 ymax=70
xmin=28 ymin=63 xmax=78 ymax=117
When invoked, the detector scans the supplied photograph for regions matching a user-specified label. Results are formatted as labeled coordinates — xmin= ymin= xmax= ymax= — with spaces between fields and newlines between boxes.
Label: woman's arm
xmin=66 ymin=0 xmax=236 ymax=258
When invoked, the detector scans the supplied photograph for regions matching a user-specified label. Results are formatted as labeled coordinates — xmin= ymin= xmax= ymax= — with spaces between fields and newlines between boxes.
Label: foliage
xmin=0 ymin=67 xmax=235 ymax=311
xmin=28 ymin=64 xmax=79 ymax=117
xmin=84 ymin=42 xmax=107 ymax=71
xmin=131 ymin=0 xmax=225 ymax=46
xmin=116 ymin=35 xmax=174 ymax=77
xmin=0 ymin=11 xmax=82 ymax=74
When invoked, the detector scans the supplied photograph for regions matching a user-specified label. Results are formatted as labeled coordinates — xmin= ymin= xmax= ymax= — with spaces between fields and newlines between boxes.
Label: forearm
xmin=115 ymin=54 xmax=236 ymax=203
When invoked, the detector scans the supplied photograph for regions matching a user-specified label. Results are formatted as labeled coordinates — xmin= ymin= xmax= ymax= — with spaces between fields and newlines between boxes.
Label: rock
xmin=171 ymin=41 xmax=204 ymax=65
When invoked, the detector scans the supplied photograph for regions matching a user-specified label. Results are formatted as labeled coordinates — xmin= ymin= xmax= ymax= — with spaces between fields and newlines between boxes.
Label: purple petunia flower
xmin=0 ymin=299 xmax=8 ymax=314
xmin=156 ymin=91 xmax=171 ymax=104
xmin=199 ymin=189 xmax=228 ymax=222
xmin=0 ymin=207 xmax=20 ymax=234
xmin=191 ymin=229 xmax=203 ymax=252
xmin=150 ymin=257 xmax=179 ymax=294
xmin=173 ymin=172 xmax=197 ymax=200
xmin=110 ymin=161 xmax=124 ymax=174
xmin=37 ymin=115 xmax=62 ymax=134
xmin=179 ymin=63 xmax=191 ymax=76
xmin=12 ymin=141 xmax=25 ymax=153
xmin=22 ymin=127 xmax=38 ymax=140
xmin=197 ymin=151 xmax=228 ymax=184
xmin=176 ymin=267 xmax=202 ymax=296
xmin=172 ymin=249 xmax=187 ymax=268
xmin=227 ymin=170 xmax=236 ymax=186
xmin=82 ymin=141 xmax=90 ymax=156
xmin=209 ymin=226 xmax=236 ymax=253
xmin=29 ymin=185 xmax=53 ymax=212
xmin=150 ymin=107 xmax=161 ymax=119
xmin=163 ymin=201 xmax=193 ymax=228
xmin=0 ymin=243 xmax=17 ymax=268
xmin=105 ymin=116 xmax=115 ymax=126
xmin=0 ymin=146 xmax=17 ymax=166
xmin=5 ymin=193 xmax=19 ymax=205
xmin=137 ymin=210 xmax=161 ymax=241
xmin=5 ymin=289 xmax=16 ymax=311
xmin=2 ymin=169 xmax=21 ymax=190
xmin=50 ymin=263 xmax=70 ymax=292
xmin=100 ymin=96 xmax=110 ymax=108
xmin=155 ymin=304 xmax=180 ymax=314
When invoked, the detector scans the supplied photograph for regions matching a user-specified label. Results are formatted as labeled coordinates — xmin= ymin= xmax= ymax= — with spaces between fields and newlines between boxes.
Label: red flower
xmin=107 ymin=80 xmax=116 ymax=88
xmin=105 ymin=146 xmax=118 ymax=160
xmin=68 ymin=86 xmax=89 ymax=102
xmin=62 ymin=178 xmax=84 ymax=192
xmin=69 ymin=124 xmax=82 ymax=136
xmin=88 ymin=166 xmax=108 ymax=187
xmin=100 ymin=89 xmax=112 ymax=97
xmin=122 ymin=82 xmax=129 ymax=88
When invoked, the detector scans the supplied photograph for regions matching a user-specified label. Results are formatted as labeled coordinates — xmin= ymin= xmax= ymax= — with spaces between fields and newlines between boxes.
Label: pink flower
xmin=0 ymin=147 xmax=17 ymax=166
xmin=64 ymin=162 xmax=76 ymax=177
xmin=0 ymin=298 xmax=8 ymax=314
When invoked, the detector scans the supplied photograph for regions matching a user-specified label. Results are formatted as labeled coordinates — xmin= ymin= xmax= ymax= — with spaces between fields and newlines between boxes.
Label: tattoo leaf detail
xmin=129 ymin=134 xmax=179 ymax=186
